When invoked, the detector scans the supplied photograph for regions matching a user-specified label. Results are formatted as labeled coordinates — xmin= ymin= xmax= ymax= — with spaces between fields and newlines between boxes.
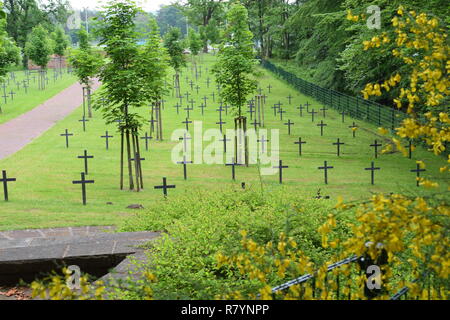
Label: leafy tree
xmin=178 ymin=0 xmax=225 ymax=52
xmin=78 ymin=28 xmax=90 ymax=50
xmin=139 ymin=18 xmax=170 ymax=141
xmin=212 ymin=2 xmax=258 ymax=165
xmin=68 ymin=28 xmax=103 ymax=118
xmin=164 ymin=27 xmax=186 ymax=98
xmin=188 ymin=28 xmax=202 ymax=76
xmin=188 ymin=28 xmax=202 ymax=56
xmin=25 ymin=25 xmax=52 ymax=89
xmin=94 ymin=0 xmax=168 ymax=191
xmin=53 ymin=27 xmax=69 ymax=75
xmin=0 ymin=3 xmax=20 ymax=114
xmin=156 ymin=5 xmax=187 ymax=37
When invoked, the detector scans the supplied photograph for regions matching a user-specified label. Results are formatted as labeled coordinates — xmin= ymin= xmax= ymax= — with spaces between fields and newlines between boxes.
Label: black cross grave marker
xmin=257 ymin=135 xmax=270 ymax=153
xmin=294 ymin=138 xmax=306 ymax=156
xmin=179 ymin=131 xmax=192 ymax=153
xmin=140 ymin=132 xmax=153 ymax=151
xmin=216 ymin=118 xmax=226 ymax=133
xmin=333 ymin=138 xmax=345 ymax=156
xmin=72 ymin=172 xmax=94 ymax=205
xmin=177 ymin=156 xmax=193 ymax=180
xmin=304 ymin=102 xmax=311 ymax=112
xmin=210 ymin=92 xmax=215 ymax=102
xmin=309 ymin=109 xmax=318 ymax=122
xmin=317 ymin=120 xmax=327 ymax=136
xmin=267 ymin=84 xmax=272 ymax=93
xmin=130 ymin=153 xmax=145 ymax=163
xmin=60 ymin=129 xmax=73 ymax=148
xmin=297 ymin=105 xmax=304 ymax=117
xmin=320 ymin=106 xmax=328 ymax=118
xmin=173 ymin=103 xmax=181 ymax=115
xmin=279 ymin=108 xmax=286 ymax=121
xmin=349 ymin=122 xmax=358 ymax=138
xmin=273 ymin=160 xmax=289 ymax=184
xmin=370 ymin=140 xmax=382 ymax=159
xmin=365 ymin=161 xmax=380 ymax=185
xmin=154 ymin=177 xmax=176 ymax=197
xmin=284 ymin=120 xmax=294 ymax=135
xmin=199 ymin=103 xmax=206 ymax=115
xmin=101 ymin=131 xmax=114 ymax=150
xmin=1 ymin=170 xmax=16 ymax=201
xmin=411 ymin=163 xmax=426 ymax=187
xmin=318 ymin=161 xmax=334 ymax=184
xmin=9 ymin=90 xmax=16 ymax=101
xmin=78 ymin=150 xmax=94 ymax=175
xmin=251 ymin=119 xmax=261 ymax=130
xmin=287 ymin=94 xmax=293 ymax=105
xmin=182 ymin=118 xmax=193 ymax=131
xmin=220 ymin=135 xmax=230 ymax=153
xmin=184 ymin=106 xmax=193 ymax=118
xmin=226 ymin=158 xmax=242 ymax=181
xmin=202 ymin=96 xmax=208 ymax=108
xmin=406 ymin=140 xmax=414 ymax=159
xmin=272 ymin=104 xmax=280 ymax=117
xmin=340 ymin=110 xmax=346 ymax=123
xmin=79 ymin=116 xmax=89 ymax=132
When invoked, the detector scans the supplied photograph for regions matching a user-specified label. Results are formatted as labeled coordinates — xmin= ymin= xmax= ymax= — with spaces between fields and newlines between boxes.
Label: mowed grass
xmin=0 ymin=68 xmax=77 ymax=124
xmin=0 ymin=54 xmax=448 ymax=231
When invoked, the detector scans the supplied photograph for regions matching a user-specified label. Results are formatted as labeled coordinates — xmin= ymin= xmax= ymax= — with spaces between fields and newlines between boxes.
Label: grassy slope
xmin=0 ymin=69 xmax=77 ymax=125
xmin=0 ymin=54 xmax=447 ymax=231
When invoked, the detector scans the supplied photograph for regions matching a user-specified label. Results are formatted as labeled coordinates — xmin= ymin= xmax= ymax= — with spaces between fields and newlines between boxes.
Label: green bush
xmin=120 ymin=187 xmax=354 ymax=299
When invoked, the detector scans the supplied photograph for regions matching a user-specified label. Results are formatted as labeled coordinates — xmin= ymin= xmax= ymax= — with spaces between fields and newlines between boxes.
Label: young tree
xmin=188 ymin=28 xmax=202 ymax=78
xmin=68 ymin=28 xmax=103 ymax=118
xmin=212 ymin=2 xmax=258 ymax=165
xmin=25 ymin=25 xmax=52 ymax=90
xmin=53 ymin=27 xmax=69 ymax=75
xmin=164 ymin=27 xmax=186 ymax=99
xmin=180 ymin=0 xmax=224 ymax=52
xmin=139 ymin=18 xmax=170 ymax=142
xmin=94 ymin=0 xmax=168 ymax=191
xmin=0 ymin=4 xmax=20 ymax=114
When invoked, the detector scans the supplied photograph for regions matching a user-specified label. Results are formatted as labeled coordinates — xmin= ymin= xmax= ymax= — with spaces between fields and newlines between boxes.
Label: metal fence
xmin=261 ymin=60 xmax=408 ymax=131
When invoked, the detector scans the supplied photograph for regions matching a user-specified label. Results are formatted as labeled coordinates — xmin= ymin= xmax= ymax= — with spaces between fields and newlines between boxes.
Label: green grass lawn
xmin=0 ymin=68 xmax=77 ymax=124
xmin=0 ymin=54 xmax=447 ymax=231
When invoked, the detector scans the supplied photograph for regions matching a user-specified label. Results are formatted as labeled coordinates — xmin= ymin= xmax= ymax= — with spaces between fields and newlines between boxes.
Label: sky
xmin=68 ymin=0 xmax=175 ymax=12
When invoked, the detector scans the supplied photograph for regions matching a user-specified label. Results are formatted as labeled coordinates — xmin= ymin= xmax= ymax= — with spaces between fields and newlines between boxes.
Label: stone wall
xmin=27 ymin=55 xmax=68 ymax=70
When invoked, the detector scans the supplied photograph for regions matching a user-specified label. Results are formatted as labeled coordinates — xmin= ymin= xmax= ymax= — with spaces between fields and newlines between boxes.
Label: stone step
xmin=0 ymin=227 xmax=160 ymax=286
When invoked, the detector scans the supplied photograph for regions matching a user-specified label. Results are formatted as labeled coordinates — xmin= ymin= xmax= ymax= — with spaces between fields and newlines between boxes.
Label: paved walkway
xmin=0 ymin=226 xmax=160 ymax=290
xmin=0 ymin=80 xmax=100 ymax=160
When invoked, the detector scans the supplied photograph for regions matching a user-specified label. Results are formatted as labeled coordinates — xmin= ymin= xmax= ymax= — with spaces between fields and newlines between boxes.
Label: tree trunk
xmin=120 ymin=129 xmax=124 ymax=190
xmin=125 ymin=129 xmax=135 ymax=190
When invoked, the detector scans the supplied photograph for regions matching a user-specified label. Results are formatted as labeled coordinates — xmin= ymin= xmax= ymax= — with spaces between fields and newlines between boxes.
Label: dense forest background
xmin=2 ymin=0 xmax=448 ymax=108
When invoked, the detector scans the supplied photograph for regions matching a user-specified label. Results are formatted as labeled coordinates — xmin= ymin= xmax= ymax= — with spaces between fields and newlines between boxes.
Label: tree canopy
xmin=212 ymin=2 xmax=258 ymax=117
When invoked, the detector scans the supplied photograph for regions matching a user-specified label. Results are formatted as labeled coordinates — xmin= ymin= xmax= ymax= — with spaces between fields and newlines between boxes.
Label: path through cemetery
xmin=0 ymin=79 xmax=100 ymax=160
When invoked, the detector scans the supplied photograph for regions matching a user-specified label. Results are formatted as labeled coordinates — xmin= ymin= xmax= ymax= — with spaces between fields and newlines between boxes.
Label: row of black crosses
xmin=0 ymin=68 xmax=69 ymax=113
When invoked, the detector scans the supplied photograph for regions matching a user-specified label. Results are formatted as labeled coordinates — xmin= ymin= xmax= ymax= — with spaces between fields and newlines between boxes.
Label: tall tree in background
xmin=156 ymin=5 xmax=187 ymax=37
xmin=140 ymin=18 xmax=170 ymax=142
xmin=25 ymin=25 xmax=52 ymax=90
xmin=188 ymin=27 xmax=202 ymax=77
xmin=179 ymin=0 xmax=224 ymax=52
xmin=212 ymin=1 xmax=258 ymax=166
xmin=53 ymin=26 xmax=68 ymax=75
xmin=4 ymin=0 xmax=71 ymax=67
xmin=68 ymin=28 xmax=103 ymax=118
xmin=164 ymin=27 xmax=185 ymax=99
xmin=0 ymin=2 xmax=20 ymax=114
